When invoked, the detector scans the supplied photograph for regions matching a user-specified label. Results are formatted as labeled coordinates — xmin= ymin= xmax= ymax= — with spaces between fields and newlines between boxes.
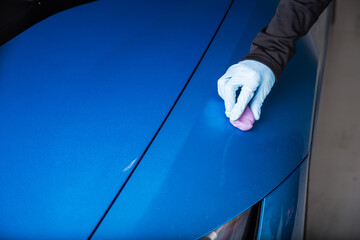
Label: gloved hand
xmin=217 ymin=60 xmax=275 ymax=121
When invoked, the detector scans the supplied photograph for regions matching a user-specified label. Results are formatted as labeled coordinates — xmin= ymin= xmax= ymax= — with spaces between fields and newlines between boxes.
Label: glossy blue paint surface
xmin=0 ymin=0 xmax=231 ymax=238
xmin=93 ymin=0 xmax=317 ymax=239
xmin=258 ymin=158 xmax=309 ymax=239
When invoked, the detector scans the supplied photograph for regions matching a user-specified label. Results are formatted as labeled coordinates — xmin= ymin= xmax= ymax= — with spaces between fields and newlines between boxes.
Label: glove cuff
xmin=239 ymin=59 xmax=276 ymax=83
xmin=241 ymin=55 xmax=280 ymax=81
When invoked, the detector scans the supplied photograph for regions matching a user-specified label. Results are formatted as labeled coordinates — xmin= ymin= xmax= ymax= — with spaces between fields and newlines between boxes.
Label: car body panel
xmin=258 ymin=158 xmax=309 ymax=240
xmin=93 ymin=0 xmax=317 ymax=239
xmin=0 ymin=0 xmax=231 ymax=238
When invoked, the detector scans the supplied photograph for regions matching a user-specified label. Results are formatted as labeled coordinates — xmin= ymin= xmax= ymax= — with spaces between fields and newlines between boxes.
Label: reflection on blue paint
xmin=203 ymin=99 xmax=228 ymax=131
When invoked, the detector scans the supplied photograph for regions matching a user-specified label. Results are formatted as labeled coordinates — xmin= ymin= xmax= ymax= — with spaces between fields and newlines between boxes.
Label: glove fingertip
xmin=249 ymin=104 xmax=261 ymax=121
xmin=229 ymin=111 xmax=242 ymax=121
xmin=225 ymin=111 xmax=231 ymax=118
xmin=254 ymin=112 xmax=260 ymax=121
xmin=230 ymin=115 xmax=239 ymax=122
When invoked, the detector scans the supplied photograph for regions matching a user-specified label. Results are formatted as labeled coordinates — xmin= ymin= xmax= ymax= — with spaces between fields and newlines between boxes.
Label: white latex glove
xmin=217 ymin=60 xmax=275 ymax=121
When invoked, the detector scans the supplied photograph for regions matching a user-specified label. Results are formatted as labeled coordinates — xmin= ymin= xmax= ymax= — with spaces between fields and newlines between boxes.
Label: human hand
xmin=217 ymin=60 xmax=275 ymax=121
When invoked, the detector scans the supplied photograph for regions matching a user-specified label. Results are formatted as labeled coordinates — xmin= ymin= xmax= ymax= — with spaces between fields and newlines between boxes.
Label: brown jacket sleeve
xmin=242 ymin=0 xmax=332 ymax=80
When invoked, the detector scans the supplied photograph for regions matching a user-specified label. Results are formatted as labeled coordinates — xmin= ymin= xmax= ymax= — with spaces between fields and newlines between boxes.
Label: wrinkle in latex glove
xmin=217 ymin=60 xmax=275 ymax=123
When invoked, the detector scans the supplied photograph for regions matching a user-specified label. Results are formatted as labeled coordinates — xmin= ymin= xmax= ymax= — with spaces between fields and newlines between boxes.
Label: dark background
xmin=0 ymin=0 xmax=93 ymax=46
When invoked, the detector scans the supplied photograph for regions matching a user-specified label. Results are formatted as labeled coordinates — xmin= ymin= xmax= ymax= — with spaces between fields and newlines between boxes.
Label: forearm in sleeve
xmin=242 ymin=0 xmax=332 ymax=80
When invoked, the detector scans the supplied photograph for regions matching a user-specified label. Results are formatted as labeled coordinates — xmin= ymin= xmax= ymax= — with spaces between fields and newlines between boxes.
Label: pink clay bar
xmin=230 ymin=105 xmax=255 ymax=131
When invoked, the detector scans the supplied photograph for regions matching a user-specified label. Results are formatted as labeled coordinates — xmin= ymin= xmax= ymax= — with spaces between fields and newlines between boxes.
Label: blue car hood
xmin=92 ymin=0 xmax=318 ymax=239
xmin=0 ymin=0 xmax=231 ymax=238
